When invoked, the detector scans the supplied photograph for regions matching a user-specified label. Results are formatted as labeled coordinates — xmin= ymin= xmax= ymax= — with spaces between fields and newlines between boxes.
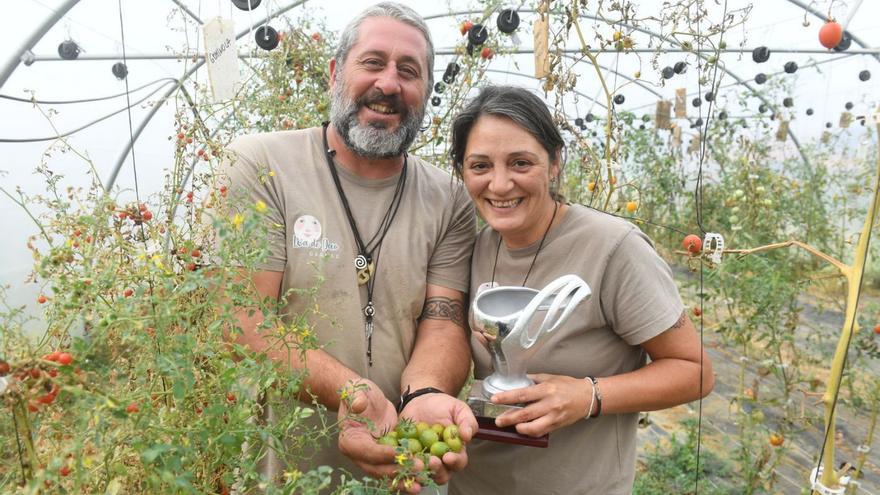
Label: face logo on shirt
xmin=294 ymin=215 xmax=322 ymax=243
xmin=292 ymin=214 xmax=340 ymax=255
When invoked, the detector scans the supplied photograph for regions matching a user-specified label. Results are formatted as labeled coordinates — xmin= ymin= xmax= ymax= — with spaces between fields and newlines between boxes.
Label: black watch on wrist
xmin=397 ymin=385 xmax=445 ymax=414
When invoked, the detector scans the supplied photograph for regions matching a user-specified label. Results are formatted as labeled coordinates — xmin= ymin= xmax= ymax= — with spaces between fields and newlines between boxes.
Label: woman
xmin=446 ymin=86 xmax=714 ymax=494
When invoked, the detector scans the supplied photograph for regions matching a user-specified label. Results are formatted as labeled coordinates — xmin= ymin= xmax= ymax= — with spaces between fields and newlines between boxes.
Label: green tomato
xmin=443 ymin=424 xmax=460 ymax=442
xmin=419 ymin=429 xmax=439 ymax=449
xmin=446 ymin=436 xmax=463 ymax=453
xmin=430 ymin=441 xmax=450 ymax=458
xmin=377 ymin=435 xmax=398 ymax=447
xmin=402 ymin=438 xmax=422 ymax=454
xmin=396 ymin=421 xmax=419 ymax=440
xmin=431 ymin=424 xmax=445 ymax=436
xmin=415 ymin=421 xmax=430 ymax=434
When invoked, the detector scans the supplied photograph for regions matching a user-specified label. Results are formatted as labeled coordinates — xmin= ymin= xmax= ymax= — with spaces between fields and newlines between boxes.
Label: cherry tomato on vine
xmin=769 ymin=433 xmax=784 ymax=447
xmin=0 ymin=360 xmax=9 ymax=376
xmin=682 ymin=234 xmax=702 ymax=254
xmin=57 ymin=352 xmax=73 ymax=366
xmin=818 ymin=21 xmax=843 ymax=49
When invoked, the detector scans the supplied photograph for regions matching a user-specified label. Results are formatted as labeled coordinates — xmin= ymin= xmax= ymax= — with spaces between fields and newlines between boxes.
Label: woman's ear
xmin=551 ymin=149 xmax=562 ymax=179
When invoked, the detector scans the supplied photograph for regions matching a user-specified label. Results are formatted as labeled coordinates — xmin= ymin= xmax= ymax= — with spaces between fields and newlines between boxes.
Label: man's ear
xmin=329 ymin=58 xmax=338 ymax=88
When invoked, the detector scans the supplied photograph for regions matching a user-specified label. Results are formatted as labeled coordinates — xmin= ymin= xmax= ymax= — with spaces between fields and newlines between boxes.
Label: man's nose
xmin=373 ymin=65 xmax=403 ymax=96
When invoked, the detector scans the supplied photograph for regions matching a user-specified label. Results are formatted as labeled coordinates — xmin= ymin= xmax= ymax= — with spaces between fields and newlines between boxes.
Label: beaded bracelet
xmin=586 ymin=376 xmax=603 ymax=418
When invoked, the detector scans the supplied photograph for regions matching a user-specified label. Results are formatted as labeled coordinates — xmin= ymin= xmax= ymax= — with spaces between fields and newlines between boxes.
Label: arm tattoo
xmin=670 ymin=311 xmax=688 ymax=329
xmin=419 ymin=296 xmax=466 ymax=329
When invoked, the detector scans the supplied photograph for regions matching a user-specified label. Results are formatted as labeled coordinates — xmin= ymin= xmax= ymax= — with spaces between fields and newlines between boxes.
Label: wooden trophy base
xmin=467 ymin=380 xmax=549 ymax=448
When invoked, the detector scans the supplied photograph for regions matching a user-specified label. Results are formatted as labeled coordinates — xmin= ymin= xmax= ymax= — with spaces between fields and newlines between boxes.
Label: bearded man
xmin=221 ymin=2 xmax=477 ymax=492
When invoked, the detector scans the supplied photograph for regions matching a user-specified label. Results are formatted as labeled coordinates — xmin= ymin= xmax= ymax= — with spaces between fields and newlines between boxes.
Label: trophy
xmin=468 ymin=274 xmax=591 ymax=447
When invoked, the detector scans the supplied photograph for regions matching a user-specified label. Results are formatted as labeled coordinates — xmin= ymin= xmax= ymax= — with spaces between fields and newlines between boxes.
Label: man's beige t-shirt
xmin=223 ymin=127 xmax=475 ymax=478
xmin=449 ymin=204 xmax=683 ymax=495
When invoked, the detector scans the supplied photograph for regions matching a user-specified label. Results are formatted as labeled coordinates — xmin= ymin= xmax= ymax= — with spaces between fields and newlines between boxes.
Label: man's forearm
xmin=401 ymin=319 xmax=471 ymax=395
xmin=234 ymin=309 xmax=361 ymax=411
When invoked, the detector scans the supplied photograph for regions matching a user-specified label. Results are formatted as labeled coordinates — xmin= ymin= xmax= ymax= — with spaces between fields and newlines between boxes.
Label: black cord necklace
xmin=491 ymin=200 xmax=559 ymax=287
xmin=322 ymin=122 xmax=408 ymax=366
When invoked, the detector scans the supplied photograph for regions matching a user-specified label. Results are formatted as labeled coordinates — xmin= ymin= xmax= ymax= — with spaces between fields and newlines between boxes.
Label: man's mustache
xmin=356 ymin=91 xmax=405 ymax=114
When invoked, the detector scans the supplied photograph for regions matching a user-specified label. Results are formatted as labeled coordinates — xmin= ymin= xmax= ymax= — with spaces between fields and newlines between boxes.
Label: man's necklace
xmin=321 ymin=123 xmax=408 ymax=366
xmin=491 ymin=201 xmax=559 ymax=287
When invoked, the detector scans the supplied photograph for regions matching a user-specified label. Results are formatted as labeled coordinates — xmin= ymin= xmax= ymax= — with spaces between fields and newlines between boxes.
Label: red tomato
xmin=460 ymin=20 xmax=473 ymax=35
xmin=481 ymin=47 xmax=494 ymax=59
xmin=126 ymin=402 xmax=139 ymax=414
xmin=874 ymin=324 xmax=880 ymax=335
xmin=142 ymin=211 xmax=153 ymax=221
xmin=0 ymin=360 xmax=9 ymax=376
xmin=682 ymin=234 xmax=702 ymax=254
xmin=123 ymin=288 xmax=134 ymax=298
xmin=37 ymin=295 xmax=48 ymax=304
xmin=57 ymin=352 xmax=73 ymax=366
xmin=692 ymin=307 xmax=702 ymax=317
xmin=818 ymin=21 xmax=843 ymax=49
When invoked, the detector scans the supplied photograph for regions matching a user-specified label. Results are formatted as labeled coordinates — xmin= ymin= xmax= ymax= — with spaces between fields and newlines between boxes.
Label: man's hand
xmin=337 ymin=380 xmax=404 ymax=481
xmin=399 ymin=393 xmax=478 ymax=485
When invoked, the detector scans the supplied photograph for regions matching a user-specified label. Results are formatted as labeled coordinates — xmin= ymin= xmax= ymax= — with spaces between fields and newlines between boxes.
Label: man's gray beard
xmin=329 ymin=80 xmax=424 ymax=159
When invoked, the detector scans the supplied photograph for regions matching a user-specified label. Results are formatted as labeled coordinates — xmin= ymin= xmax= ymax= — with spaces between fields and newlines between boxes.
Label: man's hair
xmin=450 ymin=85 xmax=564 ymax=168
xmin=334 ymin=2 xmax=435 ymax=96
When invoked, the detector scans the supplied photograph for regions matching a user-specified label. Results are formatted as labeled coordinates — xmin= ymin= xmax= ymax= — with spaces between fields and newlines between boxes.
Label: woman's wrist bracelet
xmin=584 ymin=377 xmax=596 ymax=420
xmin=586 ymin=376 xmax=602 ymax=418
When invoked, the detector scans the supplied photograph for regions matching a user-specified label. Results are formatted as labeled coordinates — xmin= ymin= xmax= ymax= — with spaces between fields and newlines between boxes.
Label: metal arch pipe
xmin=435 ymin=66 xmax=609 ymax=110
xmin=0 ymin=0 xmax=82 ymax=90
xmin=782 ymin=0 xmax=880 ymax=64
xmin=427 ymin=8 xmax=812 ymax=168
xmin=104 ymin=0 xmax=308 ymax=191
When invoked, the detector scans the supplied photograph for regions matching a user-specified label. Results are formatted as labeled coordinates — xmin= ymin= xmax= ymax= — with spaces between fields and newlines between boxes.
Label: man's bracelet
xmin=586 ymin=376 xmax=603 ymax=418
xmin=397 ymin=386 xmax=445 ymax=414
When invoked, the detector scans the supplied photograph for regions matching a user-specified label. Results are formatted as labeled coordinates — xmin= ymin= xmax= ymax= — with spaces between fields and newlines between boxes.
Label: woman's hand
xmin=491 ymin=373 xmax=594 ymax=437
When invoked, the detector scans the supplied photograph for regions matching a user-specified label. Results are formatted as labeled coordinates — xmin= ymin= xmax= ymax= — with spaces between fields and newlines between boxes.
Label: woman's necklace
xmin=490 ymin=200 xmax=559 ymax=287
xmin=321 ymin=123 xmax=408 ymax=366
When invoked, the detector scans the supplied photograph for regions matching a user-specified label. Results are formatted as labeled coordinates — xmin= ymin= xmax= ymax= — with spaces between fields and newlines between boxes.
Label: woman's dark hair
xmin=449 ymin=85 xmax=565 ymax=195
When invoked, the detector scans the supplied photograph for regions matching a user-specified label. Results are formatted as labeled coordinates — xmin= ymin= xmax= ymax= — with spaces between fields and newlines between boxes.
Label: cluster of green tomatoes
xmin=377 ymin=419 xmax=464 ymax=457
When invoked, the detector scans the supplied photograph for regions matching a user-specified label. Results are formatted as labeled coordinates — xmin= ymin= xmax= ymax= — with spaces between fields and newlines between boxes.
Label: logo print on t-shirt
xmin=292 ymin=214 xmax=340 ymax=254
xmin=294 ymin=215 xmax=322 ymax=243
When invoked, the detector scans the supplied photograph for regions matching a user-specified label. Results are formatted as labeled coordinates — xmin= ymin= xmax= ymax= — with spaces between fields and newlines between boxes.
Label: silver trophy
xmin=468 ymin=274 xmax=591 ymax=446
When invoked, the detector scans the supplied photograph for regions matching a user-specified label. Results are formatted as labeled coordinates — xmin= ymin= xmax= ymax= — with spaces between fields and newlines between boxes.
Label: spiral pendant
xmin=355 ymin=254 xmax=374 ymax=285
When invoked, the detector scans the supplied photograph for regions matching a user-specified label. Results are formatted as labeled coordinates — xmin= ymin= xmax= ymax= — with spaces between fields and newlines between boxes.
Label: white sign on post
xmin=203 ymin=17 xmax=239 ymax=101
